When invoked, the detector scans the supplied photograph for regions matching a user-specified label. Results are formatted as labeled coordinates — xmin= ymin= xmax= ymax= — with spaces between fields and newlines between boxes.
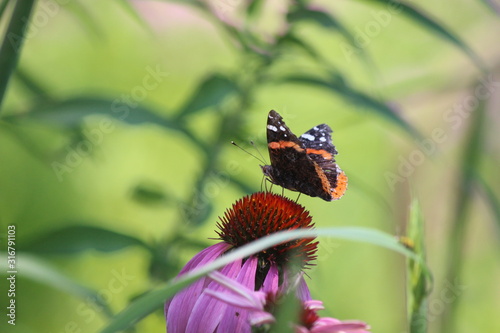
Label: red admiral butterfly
xmin=261 ymin=110 xmax=347 ymax=201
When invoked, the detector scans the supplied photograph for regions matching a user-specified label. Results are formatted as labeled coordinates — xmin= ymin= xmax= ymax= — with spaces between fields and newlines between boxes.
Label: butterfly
xmin=261 ymin=110 xmax=347 ymax=201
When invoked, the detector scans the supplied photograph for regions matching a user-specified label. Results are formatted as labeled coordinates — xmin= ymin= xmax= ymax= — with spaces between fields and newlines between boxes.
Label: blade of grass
xmin=287 ymin=5 xmax=376 ymax=70
xmin=365 ymin=0 xmax=486 ymax=72
xmin=441 ymin=86 xmax=486 ymax=333
xmin=0 ymin=0 xmax=37 ymax=110
xmin=0 ymin=0 xmax=10 ymax=20
xmin=175 ymin=74 xmax=239 ymax=120
xmin=277 ymin=74 xmax=422 ymax=139
xmin=474 ymin=172 xmax=500 ymax=234
xmin=14 ymin=66 xmax=55 ymax=101
xmin=0 ymin=252 xmax=114 ymax=318
xmin=20 ymin=225 xmax=151 ymax=255
xmin=100 ymin=227 xmax=418 ymax=333
xmin=7 ymin=96 xmax=209 ymax=151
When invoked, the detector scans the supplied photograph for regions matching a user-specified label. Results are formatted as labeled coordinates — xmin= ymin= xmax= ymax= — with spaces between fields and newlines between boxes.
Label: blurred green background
xmin=0 ymin=0 xmax=499 ymax=332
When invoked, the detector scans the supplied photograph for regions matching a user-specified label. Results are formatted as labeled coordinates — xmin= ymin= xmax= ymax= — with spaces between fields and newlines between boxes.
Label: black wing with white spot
xmin=266 ymin=110 xmax=302 ymax=145
xmin=263 ymin=110 xmax=331 ymax=199
xmin=299 ymin=124 xmax=338 ymax=155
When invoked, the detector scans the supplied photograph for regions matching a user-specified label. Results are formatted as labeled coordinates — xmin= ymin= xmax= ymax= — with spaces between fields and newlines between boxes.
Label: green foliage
xmin=20 ymin=225 xmax=150 ymax=255
xmin=100 ymin=227 xmax=417 ymax=333
xmin=405 ymin=199 xmax=432 ymax=333
xmin=0 ymin=0 xmax=498 ymax=332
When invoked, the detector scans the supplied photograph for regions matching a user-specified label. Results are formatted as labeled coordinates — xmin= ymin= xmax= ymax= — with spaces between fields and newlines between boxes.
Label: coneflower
xmin=165 ymin=192 xmax=369 ymax=332
xmin=205 ymin=271 xmax=370 ymax=332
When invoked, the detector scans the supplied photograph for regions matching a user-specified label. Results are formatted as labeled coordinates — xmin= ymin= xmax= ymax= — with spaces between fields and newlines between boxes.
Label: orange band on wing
xmin=268 ymin=141 xmax=304 ymax=151
xmin=331 ymin=170 xmax=348 ymax=200
xmin=305 ymin=148 xmax=332 ymax=160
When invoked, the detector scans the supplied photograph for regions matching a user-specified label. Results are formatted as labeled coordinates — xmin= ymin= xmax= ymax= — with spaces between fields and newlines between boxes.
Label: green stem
xmin=441 ymin=90 xmax=485 ymax=333
xmin=0 ymin=0 xmax=37 ymax=112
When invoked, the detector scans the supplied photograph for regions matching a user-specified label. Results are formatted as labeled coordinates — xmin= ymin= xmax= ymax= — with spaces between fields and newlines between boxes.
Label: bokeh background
xmin=0 ymin=0 xmax=499 ymax=332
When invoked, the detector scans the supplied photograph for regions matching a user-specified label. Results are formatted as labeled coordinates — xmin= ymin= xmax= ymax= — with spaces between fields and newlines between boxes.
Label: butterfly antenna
xmin=231 ymin=141 xmax=266 ymax=164
xmin=295 ymin=192 xmax=302 ymax=203
xmin=250 ymin=140 xmax=267 ymax=164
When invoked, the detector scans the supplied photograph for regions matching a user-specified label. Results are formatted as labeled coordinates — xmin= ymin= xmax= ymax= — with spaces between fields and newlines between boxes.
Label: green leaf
xmin=474 ymin=172 xmax=500 ymax=231
xmin=246 ymin=0 xmax=265 ymax=18
xmin=0 ymin=0 xmax=37 ymax=109
xmin=176 ymin=74 xmax=239 ymax=119
xmin=0 ymin=253 xmax=113 ymax=317
xmin=287 ymin=5 xmax=360 ymax=49
xmin=116 ymin=0 xmax=151 ymax=31
xmin=287 ymin=6 xmax=374 ymax=66
xmin=64 ymin=1 xmax=103 ymax=39
xmin=406 ymin=199 xmax=431 ymax=333
xmin=442 ymin=87 xmax=486 ymax=332
xmin=16 ymin=97 xmax=178 ymax=129
xmin=276 ymin=32 xmax=321 ymax=61
xmin=4 ymin=96 xmax=210 ymax=151
xmin=14 ymin=67 xmax=54 ymax=101
xmin=365 ymin=0 xmax=486 ymax=72
xmin=179 ymin=194 xmax=214 ymax=227
xmin=21 ymin=225 xmax=149 ymax=255
xmin=130 ymin=181 xmax=172 ymax=206
xmin=100 ymin=227 xmax=416 ymax=333
xmin=0 ymin=0 xmax=10 ymax=21
xmin=277 ymin=74 xmax=422 ymax=138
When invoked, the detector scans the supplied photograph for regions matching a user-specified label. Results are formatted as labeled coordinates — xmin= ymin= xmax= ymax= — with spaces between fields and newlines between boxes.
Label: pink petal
xmin=205 ymin=272 xmax=266 ymax=310
xmin=304 ymin=300 xmax=324 ymax=311
xmin=261 ymin=264 xmax=279 ymax=294
xmin=217 ymin=257 xmax=258 ymax=333
xmin=313 ymin=320 xmax=370 ymax=333
xmin=185 ymin=259 xmax=242 ymax=332
xmin=296 ymin=274 xmax=312 ymax=301
xmin=165 ymin=243 xmax=230 ymax=333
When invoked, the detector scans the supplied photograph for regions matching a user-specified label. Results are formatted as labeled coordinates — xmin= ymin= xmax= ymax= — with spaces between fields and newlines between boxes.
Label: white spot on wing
xmin=301 ymin=133 xmax=315 ymax=141
xmin=267 ymin=125 xmax=278 ymax=132
xmin=319 ymin=137 xmax=327 ymax=142
xmin=279 ymin=125 xmax=286 ymax=131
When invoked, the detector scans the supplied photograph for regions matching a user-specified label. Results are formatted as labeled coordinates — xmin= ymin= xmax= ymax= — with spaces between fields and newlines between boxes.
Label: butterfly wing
xmin=299 ymin=124 xmax=347 ymax=200
xmin=263 ymin=110 xmax=332 ymax=200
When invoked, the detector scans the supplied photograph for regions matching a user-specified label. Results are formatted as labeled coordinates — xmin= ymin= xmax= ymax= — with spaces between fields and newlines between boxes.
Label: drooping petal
xmin=279 ymin=270 xmax=312 ymax=302
xmin=217 ymin=256 xmax=258 ymax=333
xmin=296 ymin=273 xmax=312 ymax=301
xmin=165 ymin=242 xmax=230 ymax=333
xmin=261 ymin=264 xmax=279 ymax=295
xmin=303 ymin=300 xmax=324 ymax=311
xmin=185 ymin=259 xmax=242 ymax=332
xmin=205 ymin=271 xmax=266 ymax=310
xmin=205 ymin=270 xmax=274 ymax=326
